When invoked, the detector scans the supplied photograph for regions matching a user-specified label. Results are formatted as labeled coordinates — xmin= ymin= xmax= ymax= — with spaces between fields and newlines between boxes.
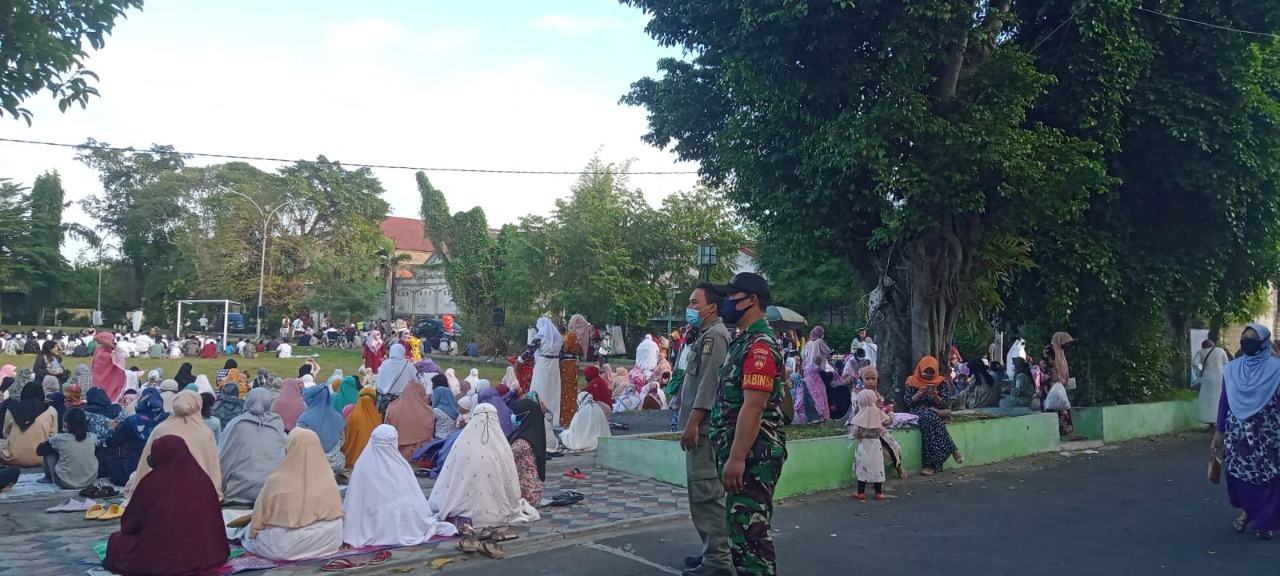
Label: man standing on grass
xmin=678 ymin=283 xmax=733 ymax=576
xmin=709 ymin=273 xmax=787 ymax=576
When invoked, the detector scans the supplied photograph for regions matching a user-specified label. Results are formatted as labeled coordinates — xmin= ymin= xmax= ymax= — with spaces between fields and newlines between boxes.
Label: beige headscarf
xmin=159 ymin=378 xmax=180 ymax=413
xmin=250 ymin=428 xmax=343 ymax=538
xmin=126 ymin=390 xmax=223 ymax=503
xmin=611 ymin=367 xmax=630 ymax=400
xmin=568 ymin=314 xmax=592 ymax=354
xmin=1050 ymin=332 xmax=1074 ymax=386
xmin=849 ymin=388 xmax=890 ymax=432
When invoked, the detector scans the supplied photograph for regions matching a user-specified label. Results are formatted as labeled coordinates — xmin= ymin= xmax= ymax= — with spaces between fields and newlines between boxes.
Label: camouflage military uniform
xmin=711 ymin=318 xmax=787 ymax=576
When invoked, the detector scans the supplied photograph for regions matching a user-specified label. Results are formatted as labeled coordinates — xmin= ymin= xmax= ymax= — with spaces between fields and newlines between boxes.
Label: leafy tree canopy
xmin=0 ymin=0 xmax=144 ymax=124
xmin=76 ymin=142 xmax=390 ymax=324
xmin=623 ymin=0 xmax=1109 ymax=396
xmin=496 ymin=156 xmax=745 ymax=330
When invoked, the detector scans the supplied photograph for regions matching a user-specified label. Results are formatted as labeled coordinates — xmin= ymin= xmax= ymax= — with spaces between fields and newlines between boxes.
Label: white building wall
xmin=392 ymin=272 xmax=458 ymax=317
xmin=734 ymin=250 xmax=759 ymax=275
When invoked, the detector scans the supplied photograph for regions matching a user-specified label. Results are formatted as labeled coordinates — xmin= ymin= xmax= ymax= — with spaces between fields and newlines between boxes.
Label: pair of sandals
xmin=548 ymin=490 xmax=584 ymax=507
xmin=46 ymin=497 xmax=98 ymax=513
xmin=84 ymin=503 xmax=124 ymax=520
xmin=319 ymin=550 xmax=392 ymax=571
xmin=1234 ymin=514 xmax=1274 ymax=540
xmin=456 ymin=525 xmax=516 ymax=559
xmin=79 ymin=485 xmax=118 ymax=499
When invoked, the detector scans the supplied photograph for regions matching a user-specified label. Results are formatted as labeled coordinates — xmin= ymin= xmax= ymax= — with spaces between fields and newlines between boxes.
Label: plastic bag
xmin=1044 ymin=382 xmax=1070 ymax=411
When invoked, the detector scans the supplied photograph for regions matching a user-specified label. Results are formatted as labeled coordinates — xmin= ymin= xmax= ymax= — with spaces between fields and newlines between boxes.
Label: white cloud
xmin=0 ymin=27 xmax=698 ymax=261
xmin=531 ymin=14 xmax=622 ymax=36
xmin=409 ymin=29 xmax=476 ymax=55
xmin=327 ymin=18 xmax=403 ymax=53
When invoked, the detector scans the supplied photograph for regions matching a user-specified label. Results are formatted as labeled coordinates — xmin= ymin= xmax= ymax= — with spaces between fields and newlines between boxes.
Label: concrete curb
xmin=504 ymin=510 xmax=690 ymax=554
xmin=351 ymin=510 xmax=690 ymax=575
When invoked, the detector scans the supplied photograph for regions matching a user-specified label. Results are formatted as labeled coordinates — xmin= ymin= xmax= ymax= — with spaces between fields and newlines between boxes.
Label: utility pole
xmin=223 ymin=189 xmax=291 ymax=338
xmin=666 ymin=287 xmax=677 ymax=335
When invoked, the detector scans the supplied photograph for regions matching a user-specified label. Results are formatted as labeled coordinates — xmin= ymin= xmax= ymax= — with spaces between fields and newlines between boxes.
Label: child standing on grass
xmin=849 ymin=369 xmax=894 ymax=500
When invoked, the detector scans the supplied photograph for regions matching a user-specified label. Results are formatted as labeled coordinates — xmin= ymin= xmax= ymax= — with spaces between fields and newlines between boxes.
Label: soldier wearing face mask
xmin=706 ymin=273 xmax=788 ymax=576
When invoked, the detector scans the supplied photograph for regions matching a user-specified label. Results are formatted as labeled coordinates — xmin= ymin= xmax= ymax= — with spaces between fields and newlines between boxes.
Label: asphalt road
xmin=419 ymin=431 xmax=1278 ymax=575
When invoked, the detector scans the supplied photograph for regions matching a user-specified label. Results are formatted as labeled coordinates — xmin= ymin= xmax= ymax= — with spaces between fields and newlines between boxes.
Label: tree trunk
xmin=1169 ymin=311 xmax=1192 ymax=388
xmin=869 ymin=227 xmax=975 ymax=405
xmin=1208 ymin=316 xmax=1223 ymax=343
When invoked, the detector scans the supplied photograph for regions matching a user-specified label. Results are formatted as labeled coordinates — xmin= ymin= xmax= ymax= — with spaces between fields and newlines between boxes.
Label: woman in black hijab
xmin=507 ymin=397 xmax=547 ymax=504
xmin=174 ymin=362 xmax=196 ymax=388
xmin=4 ymin=381 xmax=48 ymax=430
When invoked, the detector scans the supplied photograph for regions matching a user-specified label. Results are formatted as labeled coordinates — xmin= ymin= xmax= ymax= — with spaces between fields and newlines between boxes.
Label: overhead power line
xmin=0 ymin=136 xmax=700 ymax=176
xmin=1134 ymin=6 xmax=1280 ymax=40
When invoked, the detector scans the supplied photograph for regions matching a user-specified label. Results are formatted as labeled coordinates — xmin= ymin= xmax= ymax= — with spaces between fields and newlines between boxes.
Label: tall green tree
xmin=0 ymin=0 xmax=144 ymax=124
xmin=546 ymin=158 xmax=659 ymax=326
xmin=651 ymin=188 xmax=745 ymax=285
xmin=417 ymin=172 xmax=504 ymax=348
xmin=77 ymin=139 xmax=188 ymax=315
xmin=755 ymin=232 xmax=865 ymax=324
xmin=1003 ymin=1 xmax=1280 ymax=402
xmin=78 ymin=146 xmax=391 ymax=324
xmin=622 ymin=0 xmax=1109 ymax=395
xmin=0 ymin=180 xmax=32 ymax=321
xmin=495 ymin=157 xmax=744 ymax=334
xmin=26 ymin=171 xmax=99 ymax=313
xmin=495 ymin=219 xmax=554 ymax=322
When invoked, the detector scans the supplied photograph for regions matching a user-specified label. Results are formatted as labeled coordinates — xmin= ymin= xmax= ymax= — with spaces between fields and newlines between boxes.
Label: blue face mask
xmin=685 ymin=307 xmax=704 ymax=328
xmin=511 ymin=414 xmax=519 ymax=426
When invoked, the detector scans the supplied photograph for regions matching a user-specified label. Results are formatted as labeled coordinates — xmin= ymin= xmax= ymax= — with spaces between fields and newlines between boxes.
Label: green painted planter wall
xmin=596 ymin=412 xmax=1061 ymax=499
xmin=1072 ymin=399 xmax=1199 ymax=443
xmin=594 ymin=436 xmax=688 ymax=487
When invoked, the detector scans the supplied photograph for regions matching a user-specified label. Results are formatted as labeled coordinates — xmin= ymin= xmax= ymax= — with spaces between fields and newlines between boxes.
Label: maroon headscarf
xmin=105 ymin=435 xmax=229 ymax=576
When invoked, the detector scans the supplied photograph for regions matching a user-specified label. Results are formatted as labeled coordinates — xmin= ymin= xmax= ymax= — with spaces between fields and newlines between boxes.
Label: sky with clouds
xmin=0 ymin=0 xmax=700 ymax=259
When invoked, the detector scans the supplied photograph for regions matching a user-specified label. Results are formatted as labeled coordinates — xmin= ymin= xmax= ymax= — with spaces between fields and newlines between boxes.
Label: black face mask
xmin=719 ymin=296 xmax=748 ymax=326
xmin=1240 ymin=338 xmax=1266 ymax=357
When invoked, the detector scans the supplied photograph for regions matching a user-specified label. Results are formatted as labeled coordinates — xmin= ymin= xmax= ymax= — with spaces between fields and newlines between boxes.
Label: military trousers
xmin=716 ymin=455 xmax=785 ymax=576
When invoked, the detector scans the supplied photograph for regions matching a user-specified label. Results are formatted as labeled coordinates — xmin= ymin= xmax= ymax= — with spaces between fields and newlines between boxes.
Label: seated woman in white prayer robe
xmin=343 ymin=425 xmax=457 ymax=547
xmin=559 ymin=391 xmax=612 ymax=451
xmin=241 ymin=428 xmax=344 ymax=561
xmin=427 ymin=404 xmax=540 ymax=528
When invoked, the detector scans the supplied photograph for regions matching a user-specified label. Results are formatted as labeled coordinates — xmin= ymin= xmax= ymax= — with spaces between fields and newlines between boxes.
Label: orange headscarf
xmin=906 ymin=356 xmax=946 ymax=389
xmin=341 ymin=387 xmax=382 ymax=468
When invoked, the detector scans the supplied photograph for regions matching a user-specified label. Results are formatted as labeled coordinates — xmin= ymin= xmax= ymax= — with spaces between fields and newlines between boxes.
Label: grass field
xmin=30 ymin=347 xmax=514 ymax=383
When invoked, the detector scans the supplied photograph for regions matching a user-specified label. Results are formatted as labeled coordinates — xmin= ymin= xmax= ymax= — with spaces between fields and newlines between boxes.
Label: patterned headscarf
xmin=64 ymin=384 xmax=84 ymax=406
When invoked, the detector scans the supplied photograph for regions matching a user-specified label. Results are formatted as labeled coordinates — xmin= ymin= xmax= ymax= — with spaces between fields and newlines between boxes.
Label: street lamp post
xmin=224 ymin=189 xmax=291 ymax=338
xmin=93 ymin=244 xmax=115 ymax=327
xmin=95 ymin=265 xmax=102 ymax=327
xmin=697 ymin=243 xmax=719 ymax=282
xmin=666 ymin=286 xmax=678 ymax=336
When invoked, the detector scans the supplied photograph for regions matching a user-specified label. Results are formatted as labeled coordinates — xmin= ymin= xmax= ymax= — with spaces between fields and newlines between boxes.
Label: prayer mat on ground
xmin=91 ymin=540 xmax=246 ymax=563
xmin=88 ymin=536 xmax=458 ymax=576
xmin=219 ymin=535 xmax=458 ymax=575
xmin=0 ymin=472 xmax=79 ymax=501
